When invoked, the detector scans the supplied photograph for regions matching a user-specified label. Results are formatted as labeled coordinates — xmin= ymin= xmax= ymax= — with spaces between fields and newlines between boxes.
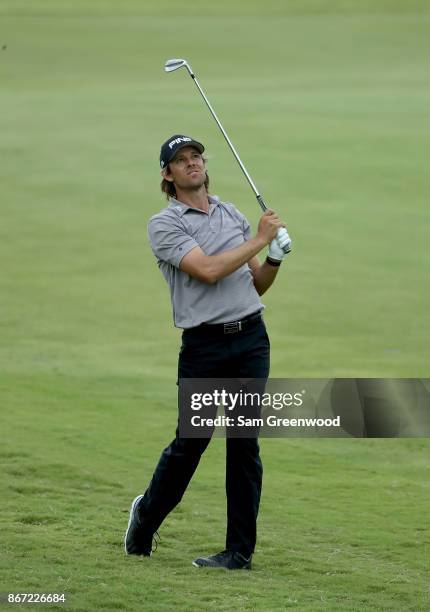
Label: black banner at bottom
xmin=178 ymin=378 xmax=430 ymax=438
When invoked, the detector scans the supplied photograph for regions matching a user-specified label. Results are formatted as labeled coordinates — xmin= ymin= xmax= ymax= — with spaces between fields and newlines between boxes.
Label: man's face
xmin=162 ymin=146 xmax=206 ymax=191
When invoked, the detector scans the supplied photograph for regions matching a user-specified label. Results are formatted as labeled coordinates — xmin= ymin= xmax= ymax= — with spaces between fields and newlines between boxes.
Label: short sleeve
xmin=223 ymin=202 xmax=252 ymax=242
xmin=232 ymin=206 xmax=252 ymax=241
xmin=242 ymin=214 xmax=252 ymax=241
xmin=148 ymin=216 xmax=199 ymax=268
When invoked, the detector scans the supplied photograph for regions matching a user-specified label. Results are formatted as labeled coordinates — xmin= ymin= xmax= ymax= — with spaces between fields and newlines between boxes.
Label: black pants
xmin=140 ymin=318 xmax=270 ymax=557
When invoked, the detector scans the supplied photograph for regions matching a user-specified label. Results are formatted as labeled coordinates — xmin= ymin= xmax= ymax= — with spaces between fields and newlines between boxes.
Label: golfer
xmin=125 ymin=134 xmax=291 ymax=569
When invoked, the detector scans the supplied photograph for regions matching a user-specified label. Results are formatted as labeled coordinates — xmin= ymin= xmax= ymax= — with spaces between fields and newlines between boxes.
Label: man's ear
xmin=161 ymin=167 xmax=174 ymax=183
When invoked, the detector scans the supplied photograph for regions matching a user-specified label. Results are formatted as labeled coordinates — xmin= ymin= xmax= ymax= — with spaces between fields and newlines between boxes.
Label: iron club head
xmin=164 ymin=58 xmax=188 ymax=73
xmin=164 ymin=58 xmax=194 ymax=77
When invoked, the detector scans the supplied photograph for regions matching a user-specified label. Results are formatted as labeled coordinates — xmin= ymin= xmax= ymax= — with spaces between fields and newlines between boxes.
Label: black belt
xmin=186 ymin=311 xmax=262 ymax=336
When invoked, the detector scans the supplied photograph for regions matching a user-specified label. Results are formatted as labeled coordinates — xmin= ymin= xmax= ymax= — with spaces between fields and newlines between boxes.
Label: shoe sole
xmin=124 ymin=494 xmax=148 ymax=555
xmin=192 ymin=560 xmax=251 ymax=569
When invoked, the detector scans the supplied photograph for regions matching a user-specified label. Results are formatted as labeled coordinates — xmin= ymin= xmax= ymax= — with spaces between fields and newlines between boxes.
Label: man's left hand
xmin=268 ymin=228 xmax=292 ymax=262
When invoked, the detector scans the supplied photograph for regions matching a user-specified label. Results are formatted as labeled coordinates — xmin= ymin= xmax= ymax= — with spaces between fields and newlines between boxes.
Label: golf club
xmin=164 ymin=58 xmax=291 ymax=254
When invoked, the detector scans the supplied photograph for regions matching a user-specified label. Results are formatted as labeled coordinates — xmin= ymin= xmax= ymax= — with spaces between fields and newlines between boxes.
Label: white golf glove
xmin=268 ymin=227 xmax=292 ymax=262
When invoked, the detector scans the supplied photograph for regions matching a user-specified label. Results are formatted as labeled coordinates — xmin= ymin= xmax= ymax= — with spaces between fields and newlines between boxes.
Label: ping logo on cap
xmin=169 ymin=136 xmax=192 ymax=149
xmin=160 ymin=134 xmax=204 ymax=168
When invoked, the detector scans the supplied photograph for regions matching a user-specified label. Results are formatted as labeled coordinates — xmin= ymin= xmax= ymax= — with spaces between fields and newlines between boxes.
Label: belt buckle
xmin=223 ymin=320 xmax=242 ymax=334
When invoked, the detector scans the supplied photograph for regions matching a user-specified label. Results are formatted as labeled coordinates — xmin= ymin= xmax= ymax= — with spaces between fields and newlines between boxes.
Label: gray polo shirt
xmin=148 ymin=195 xmax=264 ymax=329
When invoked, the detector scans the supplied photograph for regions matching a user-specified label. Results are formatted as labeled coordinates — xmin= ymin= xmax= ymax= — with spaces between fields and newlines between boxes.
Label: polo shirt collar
xmin=168 ymin=195 xmax=220 ymax=217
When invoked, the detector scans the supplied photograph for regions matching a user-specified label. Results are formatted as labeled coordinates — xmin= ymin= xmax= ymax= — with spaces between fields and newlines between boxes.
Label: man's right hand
xmin=257 ymin=209 xmax=285 ymax=245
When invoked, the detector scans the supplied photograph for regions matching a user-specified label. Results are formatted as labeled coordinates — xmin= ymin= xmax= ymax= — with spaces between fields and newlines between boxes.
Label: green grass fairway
xmin=1 ymin=1 xmax=430 ymax=610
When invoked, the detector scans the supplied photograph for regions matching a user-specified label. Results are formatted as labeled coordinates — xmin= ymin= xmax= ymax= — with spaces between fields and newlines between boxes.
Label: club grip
xmin=257 ymin=196 xmax=291 ymax=253
xmin=256 ymin=194 xmax=268 ymax=211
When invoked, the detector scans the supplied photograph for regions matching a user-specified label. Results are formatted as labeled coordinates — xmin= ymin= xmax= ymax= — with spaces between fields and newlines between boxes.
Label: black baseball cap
xmin=160 ymin=134 xmax=205 ymax=169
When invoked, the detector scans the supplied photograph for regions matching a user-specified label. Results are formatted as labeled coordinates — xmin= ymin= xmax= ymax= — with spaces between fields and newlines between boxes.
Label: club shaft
xmin=187 ymin=69 xmax=267 ymax=212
